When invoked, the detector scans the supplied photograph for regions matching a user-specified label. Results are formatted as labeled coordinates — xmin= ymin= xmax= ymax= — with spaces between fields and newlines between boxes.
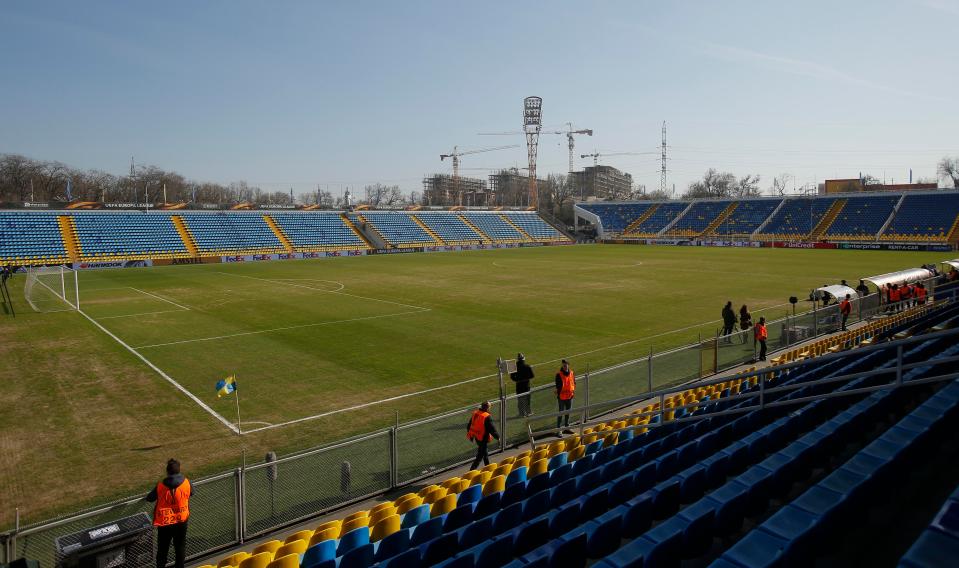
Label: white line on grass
xmin=213 ymin=271 xmax=429 ymax=311
xmin=97 ymin=309 xmax=189 ymax=320
xmin=133 ymin=309 xmax=429 ymax=349
xmin=76 ymin=309 xmax=239 ymax=433
xmin=128 ymin=287 xmax=192 ymax=311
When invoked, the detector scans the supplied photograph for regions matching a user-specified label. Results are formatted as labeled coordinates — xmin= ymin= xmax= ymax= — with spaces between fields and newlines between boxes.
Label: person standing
xmin=754 ymin=317 xmax=768 ymax=361
xmin=739 ymin=305 xmax=752 ymax=345
xmin=889 ymin=283 xmax=901 ymax=312
xmin=555 ymin=360 xmax=575 ymax=434
xmin=147 ymin=459 xmax=191 ymax=568
xmin=916 ymin=282 xmax=928 ymax=305
xmin=722 ymin=301 xmax=736 ymax=343
xmin=466 ymin=401 xmax=499 ymax=470
xmin=510 ymin=353 xmax=535 ymax=417
xmin=839 ymin=294 xmax=852 ymax=331
xmin=856 ymin=279 xmax=870 ymax=298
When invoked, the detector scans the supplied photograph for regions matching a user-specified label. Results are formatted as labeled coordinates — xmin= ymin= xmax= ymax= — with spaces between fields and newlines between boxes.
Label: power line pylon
xmin=660 ymin=121 xmax=669 ymax=194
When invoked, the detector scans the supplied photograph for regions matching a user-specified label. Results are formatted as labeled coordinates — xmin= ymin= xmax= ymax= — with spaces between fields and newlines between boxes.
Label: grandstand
xmin=184 ymin=295 xmax=959 ymax=568
xmin=575 ymin=190 xmax=959 ymax=246
xmin=0 ymin=209 xmax=571 ymax=266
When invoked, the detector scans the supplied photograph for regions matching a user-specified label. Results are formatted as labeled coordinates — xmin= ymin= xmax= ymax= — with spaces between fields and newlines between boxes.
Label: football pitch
xmin=0 ymin=244 xmax=947 ymax=526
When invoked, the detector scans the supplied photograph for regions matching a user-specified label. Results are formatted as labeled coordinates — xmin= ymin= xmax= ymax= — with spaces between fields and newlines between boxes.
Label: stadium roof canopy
xmin=816 ymin=285 xmax=858 ymax=301
xmin=863 ymin=267 xmax=934 ymax=290
xmin=942 ymin=259 xmax=959 ymax=270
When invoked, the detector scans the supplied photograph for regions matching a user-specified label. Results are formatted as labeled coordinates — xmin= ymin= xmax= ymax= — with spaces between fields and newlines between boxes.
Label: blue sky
xmin=2 ymin=0 xmax=956 ymax=197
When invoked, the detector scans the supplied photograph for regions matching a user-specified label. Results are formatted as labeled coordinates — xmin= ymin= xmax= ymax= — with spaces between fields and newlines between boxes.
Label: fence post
xmin=896 ymin=344 xmax=904 ymax=387
xmin=499 ymin=395 xmax=507 ymax=455
xmin=813 ymin=301 xmax=819 ymax=336
xmin=759 ymin=372 xmax=766 ymax=409
xmin=698 ymin=333 xmax=703 ymax=378
xmin=647 ymin=346 xmax=653 ymax=393
xmin=583 ymin=364 xmax=590 ymax=422
xmin=390 ymin=411 xmax=399 ymax=487
xmin=233 ymin=467 xmax=243 ymax=545
xmin=496 ymin=357 xmax=505 ymax=401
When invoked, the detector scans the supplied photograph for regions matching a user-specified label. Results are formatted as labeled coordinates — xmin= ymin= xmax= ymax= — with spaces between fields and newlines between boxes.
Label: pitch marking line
xmin=132 ymin=309 xmax=429 ymax=349
xmin=98 ymin=309 xmax=188 ymax=320
xmin=128 ymin=287 xmax=192 ymax=311
xmin=76 ymin=308 xmax=239 ymax=433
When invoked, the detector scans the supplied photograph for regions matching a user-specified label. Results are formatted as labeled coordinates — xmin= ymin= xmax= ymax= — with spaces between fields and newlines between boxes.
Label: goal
xmin=24 ymin=265 xmax=80 ymax=313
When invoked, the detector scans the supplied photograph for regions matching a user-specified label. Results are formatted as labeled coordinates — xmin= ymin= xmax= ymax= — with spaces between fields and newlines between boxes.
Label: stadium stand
xmin=881 ymin=192 xmax=959 ymax=243
xmin=270 ymin=213 xmax=369 ymax=251
xmin=899 ymin=484 xmax=959 ymax=566
xmin=72 ymin=212 xmax=189 ymax=260
xmin=351 ymin=212 xmax=437 ymax=248
xmin=628 ymin=202 xmax=688 ymax=237
xmin=575 ymin=203 xmax=656 ymax=235
xmin=824 ymin=194 xmax=900 ymax=241
xmin=711 ymin=199 xmax=782 ymax=238
xmin=413 ymin=212 xmax=484 ymax=245
xmin=460 ymin=213 xmax=526 ymax=243
xmin=180 ymin=213 xmax=286 ymax=254
xmin=501 ymin=212 xmax=567 ymax=242
xmin=752 ymin=197 xmax=840 ymax=241
xmin=195 ymin=299 xmax=958 ymax=568
xmin=0 ymin=211 xmax=69 ymax=264
xmin=664 ymin=201 xmax=735 ymax=238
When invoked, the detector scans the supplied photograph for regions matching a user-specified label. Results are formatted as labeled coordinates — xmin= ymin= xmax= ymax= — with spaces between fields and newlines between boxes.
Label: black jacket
xmin=510 ymin=360 xmax=535 ymax=393
xmin=145 ymin=473 xmax=192 ymax=502
xmin=722 ymin=306 xmax=736 ymax=327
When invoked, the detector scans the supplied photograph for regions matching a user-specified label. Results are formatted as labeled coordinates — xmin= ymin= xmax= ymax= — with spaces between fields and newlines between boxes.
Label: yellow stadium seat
xmin=371 ymin=514 xmax=401 ymax=542
xmin=266 ymin=554 xmax=300 ymax=568
xmin=440 ymin=477 xmax=462 ymax=489
xmin=308 ymin=527 xmax=338 ymax=547
xmin=418 ymin=485 xmax=440 ymax=497
xmin=313 ymin=519 xmax=341 ymax=534
xmin=284 ymin=529 xmax=313 ymax=544
xmin=470 ymin=471 xmax=492 ymax=487
xmin=238 ymin=553 xmax=272 ymax=568
xmin=567 ymin=445 xmax=586 ymax=462
xmin=218 ymin=553 xmax=250 ymax=568
xmin=499 ymin=456 xmax=516 ymax=466
xmin=528 ymin=459 xmax=549 ymax=477
xmin=344 ymin=510 xmax=368 ymax=523
xmin=483 ymin=475 xmax=506 ymax=497
xmin=423 ymin=487 xmax=448 ymax=504
xmin=369 ymin=505 xmax=397 ymax=526
xmin=251 ymin=540 xmax=283 ymax=557
xmin=430 ymin=494 xmax=458 ymax=518
xmin=339 ymin=517 xmax=369 ymax=537
xmin=395 ymin=495 xmax=423 ymax=515
xmin=531 ymin=450 xmax=549 ymax=462
xmin=583 ymin=433 xmax=598 ymax=445
xmin=481 ymin=463 xmax=499 ymax=473
xmin=492 ymin=464 xmax=511 ymax=478
xmin=515 ymin=450 xmax=532 ymax=460
xmin=370 ymin=501 xmax=394 ymax=515
xmin=273 ymin=540 xmax=308 ymax=560
xmin=449 ymin=479 xmax=471 ymax=494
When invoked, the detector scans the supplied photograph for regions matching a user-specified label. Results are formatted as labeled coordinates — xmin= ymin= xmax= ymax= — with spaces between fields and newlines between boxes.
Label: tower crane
xmin=479 ymin=123 xmax=593 ymax=176
xmin=580 ymin=151 xmax=658 ymax=167
xmin=440 ymin=144 xmax=519 ymax=205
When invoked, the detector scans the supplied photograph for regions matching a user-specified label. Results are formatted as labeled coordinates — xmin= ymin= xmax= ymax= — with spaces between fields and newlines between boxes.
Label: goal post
xmin=24 ymin=265 xmax=80 ymax=313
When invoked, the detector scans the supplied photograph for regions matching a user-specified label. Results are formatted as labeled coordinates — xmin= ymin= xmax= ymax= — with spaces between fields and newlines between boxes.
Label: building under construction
xmin=569 ymin=165 xmax=634 ymax=200
xmin=422 ymin=174 xmax=488 ymax=206
xmin=488 ymin=168 xmax=546 ymax=207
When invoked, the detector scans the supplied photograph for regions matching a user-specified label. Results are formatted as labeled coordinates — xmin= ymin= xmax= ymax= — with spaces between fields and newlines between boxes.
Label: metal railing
xmin=1 ymin=280 xmax=951 ymax=566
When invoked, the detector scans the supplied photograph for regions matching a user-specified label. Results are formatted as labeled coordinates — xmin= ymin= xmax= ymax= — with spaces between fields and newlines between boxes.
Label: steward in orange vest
xmin=839 ymin=294 xmax=852 ymax=331
xmin=467 ymin=402 xmax=499 ymax=470
xmin=754 ymin=318 xmax=768 ymax=361
xmin=555 ymin=360 xmax=576 ymax=433
xmin=146 ymin=459 xmax=192 ymax=568
xmin=916 ymin=284 xmax=928 ymax=305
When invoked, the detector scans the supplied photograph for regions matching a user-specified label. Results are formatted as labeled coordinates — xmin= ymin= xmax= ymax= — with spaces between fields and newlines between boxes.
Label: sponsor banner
xmin=838 ymin=243 xmax=955 ymax=252
xmin=73 ymin=259 xmax=154 ymax=270
xmin=698 ymin=240 xmax=760 ymax=248
xmin=259 ymin=204 xmax=297 ymax=210
xmin=368 ymin=248 xmax=423 ymax=255
xmin=103 ymin=203 xmax=153 ymax=209
xmin=153 ymin=257 xmax=221 ymax=266
xmin=299 ymin=250 xmax=367 ymax=259
xmin=771 ymin=241 xmax=838 ymax=250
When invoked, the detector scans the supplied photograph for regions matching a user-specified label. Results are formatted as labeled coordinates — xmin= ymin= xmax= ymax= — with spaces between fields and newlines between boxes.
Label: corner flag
xmin=216 ymin=375 xmax=237 ymax=398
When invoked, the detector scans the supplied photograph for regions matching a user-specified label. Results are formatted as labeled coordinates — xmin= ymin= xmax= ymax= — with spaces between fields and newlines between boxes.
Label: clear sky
xmin=2 ymin=0 xmax=956 ymax=197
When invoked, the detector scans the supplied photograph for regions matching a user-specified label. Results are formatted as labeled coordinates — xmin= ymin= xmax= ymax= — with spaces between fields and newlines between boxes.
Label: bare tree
xmin=734 ymin=174 xmax=762 ymax=197
xmin=938 ymin=156 xmax=959 ymax=188
xmin=684 ymin=168 xmax=736 ymax=198
xmin=771 ymin=173 xmax=792 ymax=196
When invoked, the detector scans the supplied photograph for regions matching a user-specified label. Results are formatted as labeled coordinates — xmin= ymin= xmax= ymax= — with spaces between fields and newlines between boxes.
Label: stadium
xmin=3 ymin=3 xmax=959 ymax=568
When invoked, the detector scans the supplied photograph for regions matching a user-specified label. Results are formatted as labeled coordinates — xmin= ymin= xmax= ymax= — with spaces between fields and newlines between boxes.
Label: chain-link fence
xmin=5 ymin=287 xmax=927 ymax=565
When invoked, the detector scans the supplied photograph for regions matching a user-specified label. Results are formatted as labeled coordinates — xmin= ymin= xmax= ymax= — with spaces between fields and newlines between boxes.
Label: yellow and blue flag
xmin=216 ymin=375 xmax=237 ymax=398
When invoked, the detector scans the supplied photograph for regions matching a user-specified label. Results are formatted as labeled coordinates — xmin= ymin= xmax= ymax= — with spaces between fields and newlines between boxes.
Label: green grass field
xmin=0 ymin=244 xmax=948 ymax=528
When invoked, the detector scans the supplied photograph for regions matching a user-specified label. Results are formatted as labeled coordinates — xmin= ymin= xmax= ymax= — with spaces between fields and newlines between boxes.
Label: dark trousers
xmin=722 ymin=325 xmax=734 ymax=341
xmin=156 ymin=521 xmax=187 ymax=568
xmin=557 ymin=398 xmax=572 ymax=429
xmin=470 ymin=441 xmax=490 ymax=470
xmin=517 ymin=392 xmax=531 ymax=417
xmin=758 ymin=340 xmax=767 ymax=361
xmin=841 ymin=313 xmax=849 ymax=330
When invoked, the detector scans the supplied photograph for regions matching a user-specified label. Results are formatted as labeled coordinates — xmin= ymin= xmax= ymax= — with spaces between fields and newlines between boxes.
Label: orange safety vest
xmin=890 ymin=288 xmax=901 ymax=302
xmin=153 ymin=479 xmax=191 ymax=526
xmin=557 ymin=369 xmax=575 ymax=400
xmin=467 ymin=410 xmax=491 ymax=443
xmin=917 ymin=287 xmax=927 ymax=301
xmin=839 ymin=300 xmax=851 ymax=315
xmin=754 ymin=323 xmax=767 ymax=341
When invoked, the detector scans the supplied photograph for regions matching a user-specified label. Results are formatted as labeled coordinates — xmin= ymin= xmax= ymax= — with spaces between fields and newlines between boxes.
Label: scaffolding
xmin=422 ymin=174 xmax=488 ymax=207
xmin=570 ymin=165 xmax=634 ymax=200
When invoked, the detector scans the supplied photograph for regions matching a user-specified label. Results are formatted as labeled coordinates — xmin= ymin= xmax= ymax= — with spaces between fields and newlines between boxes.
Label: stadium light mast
xmin=523 ymin=96 xmax=543 ymax=209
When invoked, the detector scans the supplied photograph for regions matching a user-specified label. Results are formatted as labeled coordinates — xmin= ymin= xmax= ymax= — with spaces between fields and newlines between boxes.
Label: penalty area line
xmin=77 ymin=309 xmax=239 ymax=433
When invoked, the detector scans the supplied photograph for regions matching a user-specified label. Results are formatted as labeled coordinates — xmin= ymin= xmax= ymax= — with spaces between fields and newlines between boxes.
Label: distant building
xmin=821 ymin=178 xmax=938 ymax=194
xmin=488 ymin=169 xmax=545 ymax=207
xmin=422 ymin=174 xmax=488 ymax=206
xmin=569 ymin=165 xmax=633 ymax=200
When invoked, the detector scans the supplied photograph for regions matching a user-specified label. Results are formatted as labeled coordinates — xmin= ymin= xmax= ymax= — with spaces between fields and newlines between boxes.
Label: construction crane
xmin=440 ymin=145 xmax=519 ymax=205
xmin=580 ymin=151 xmax=658 ymax=167
xmin=479 ymin=123 xmax=592 ymax=176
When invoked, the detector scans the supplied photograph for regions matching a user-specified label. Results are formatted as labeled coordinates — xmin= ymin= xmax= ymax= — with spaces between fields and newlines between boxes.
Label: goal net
xmin=24 ymin=266 xmax=80 ymax=313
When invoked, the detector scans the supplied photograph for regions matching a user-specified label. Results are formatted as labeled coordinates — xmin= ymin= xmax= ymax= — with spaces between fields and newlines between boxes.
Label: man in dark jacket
xmin=467 ymin=401 xmax=499 ymax=470
xmin=146 ymin=459 xmax=192 ymax=568
xmin=722 ymin=301 xmax=736 ymax=342
xmin=510 ymin=353 xmax=535 ymax=417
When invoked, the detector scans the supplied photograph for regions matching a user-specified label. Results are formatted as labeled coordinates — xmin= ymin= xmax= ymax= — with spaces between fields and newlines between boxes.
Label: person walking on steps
xmin=739 ymin=305 xmax=752 ymax=345
xmin=510 ymin=353 xmax=535 ymax=417
xmin=754 ymin=317 xmax=768 ymax=361
xmin=839 ymin=294 xmax=852 ymax=331
xmin=722 ymin=301 xmax=736 ymax=343
xmin=555 ymin=360 xmax=576 ymax=435
xmin=147 ymin=459 xmax=192 ymax=568
xmin=466 ymin=401 xmax=499 ymax=470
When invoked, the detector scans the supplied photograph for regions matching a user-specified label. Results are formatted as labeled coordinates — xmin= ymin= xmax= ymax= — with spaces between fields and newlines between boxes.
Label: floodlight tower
xmin=523 ymin=96 xmax=543 ymax=209
xmin=660 ymin=121 xmax=668 ymax=194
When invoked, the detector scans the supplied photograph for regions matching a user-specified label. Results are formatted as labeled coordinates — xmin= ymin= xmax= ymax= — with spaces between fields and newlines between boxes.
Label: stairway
xmin=457 ymin=215 xmax=492 ymax=243
xmin=623 ymin=204 xmax=660 ymax=234
xmin=946 ymin=213 xmax=959 ymax=244
xmin=411 ymin=215 xmax=445 ymax=245
xmin=699 ymin=202 xmax=740 ymax=238
xmin=499 ymin=214 xmax=534 ymax=241
xmin=263 ymin=215 xmax=295 ymax=252
xmin=808 ymin=198 xmax=847 ymax=241
xmin=171 ymin=216 xmax=199 ymax=256
xmin=343 ymin=214 xmax=380 ymax=249
xmin=57 ymin=215 xmax=81 ymax=261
